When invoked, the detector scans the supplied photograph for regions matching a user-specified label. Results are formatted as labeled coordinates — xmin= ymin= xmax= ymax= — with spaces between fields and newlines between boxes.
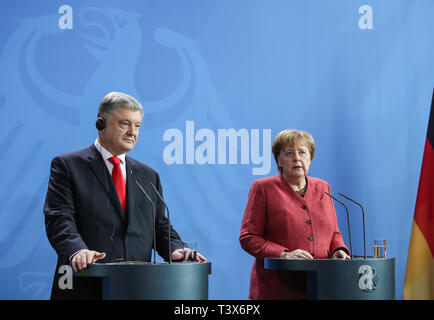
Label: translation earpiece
xmin=96 ymin=118 xmax=106 ymax=131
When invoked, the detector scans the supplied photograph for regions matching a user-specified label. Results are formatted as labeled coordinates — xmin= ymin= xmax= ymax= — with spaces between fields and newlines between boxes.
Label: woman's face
xmin=277 ymin=139 xmax=312 ymax=181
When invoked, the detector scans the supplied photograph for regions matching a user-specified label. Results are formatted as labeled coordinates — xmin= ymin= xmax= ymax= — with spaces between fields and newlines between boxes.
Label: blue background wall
xmin=0 ymin=0 xmax=433 ymax=299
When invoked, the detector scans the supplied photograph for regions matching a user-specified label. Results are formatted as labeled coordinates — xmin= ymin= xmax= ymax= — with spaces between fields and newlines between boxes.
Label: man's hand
xmin=171 ymin=249 xmax=207 ymax=262
xmin=71 ymin=249 xmax=106 ymax=272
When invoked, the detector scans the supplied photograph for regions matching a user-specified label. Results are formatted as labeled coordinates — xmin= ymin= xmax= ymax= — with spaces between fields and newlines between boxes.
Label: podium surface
xmin=76 ymin=261 xmax=211 ymax=300
xmin=265 ymin=257 xmax=395 ymax=300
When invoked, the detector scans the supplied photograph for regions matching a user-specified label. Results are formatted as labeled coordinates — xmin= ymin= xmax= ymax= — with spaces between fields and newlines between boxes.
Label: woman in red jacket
xmin=239 ymin=129 xmax=350 ymax=300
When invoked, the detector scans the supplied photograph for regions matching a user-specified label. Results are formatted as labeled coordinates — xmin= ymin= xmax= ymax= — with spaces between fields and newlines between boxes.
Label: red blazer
xmin=239 ymin=174 xmax=349 ymax=300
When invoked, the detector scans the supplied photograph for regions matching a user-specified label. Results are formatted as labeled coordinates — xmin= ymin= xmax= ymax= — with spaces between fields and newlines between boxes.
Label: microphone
xmin=135 ymin=181 xmax=157 ymax=264
xmin=338 ymin=193 xmax=367 ymax=259
xmin=324 ymin=192 xmax=353 ymax=259
xmin=150 ymin=182 xmax=172 ymax=264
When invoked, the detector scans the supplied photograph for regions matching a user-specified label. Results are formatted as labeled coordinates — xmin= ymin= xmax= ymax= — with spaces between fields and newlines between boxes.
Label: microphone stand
xmin=338 ymin=192 xmax=367 ymax=259
xmin=135 ymin=181 xmax=157 ymax=264
xmin=150 ymin=182 xmax=172 ymax=264
xmin=325 ymin=192 xmax=353 ymax=259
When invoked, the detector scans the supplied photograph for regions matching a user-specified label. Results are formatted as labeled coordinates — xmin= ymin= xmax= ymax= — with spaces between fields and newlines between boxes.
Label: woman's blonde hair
xmin=272 ymin=129 xmax=315 ymax=172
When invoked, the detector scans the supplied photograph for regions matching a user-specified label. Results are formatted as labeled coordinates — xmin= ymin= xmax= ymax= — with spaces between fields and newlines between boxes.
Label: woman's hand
xmin=331 ymin=249 xmax=351 ymax=260
xmin=281 ymin=249 xmax=314 ymax=260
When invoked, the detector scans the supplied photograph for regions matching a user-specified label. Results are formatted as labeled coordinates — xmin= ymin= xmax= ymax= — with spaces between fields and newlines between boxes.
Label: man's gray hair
xmin=97 ymin=92 xmax=143 ymax=119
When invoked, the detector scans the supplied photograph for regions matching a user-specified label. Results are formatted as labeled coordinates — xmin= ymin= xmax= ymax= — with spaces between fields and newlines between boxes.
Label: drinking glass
xmin=373 ymin=239 xmax=386 ymax=258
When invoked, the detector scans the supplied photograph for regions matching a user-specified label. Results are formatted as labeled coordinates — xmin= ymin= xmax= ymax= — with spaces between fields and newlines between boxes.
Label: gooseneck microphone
xmin=150 ymin=182 xmax=172 ymax=264
xmin=325 ymin=192 xmax=353 ymax=259
xmin=135 ymin=181 xmax=157 ymax=264
xmin=338 ymin=192 xmax=367 ymax=259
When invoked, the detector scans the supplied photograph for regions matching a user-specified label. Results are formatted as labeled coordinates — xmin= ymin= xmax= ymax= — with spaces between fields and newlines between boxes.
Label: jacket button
xmin=306 ymin=220 xmax=312 ymax=225
xmin=301 ymin=205 xmax=307 ymax=210
xmin=308 ymin=236 xmax=314 ymax=241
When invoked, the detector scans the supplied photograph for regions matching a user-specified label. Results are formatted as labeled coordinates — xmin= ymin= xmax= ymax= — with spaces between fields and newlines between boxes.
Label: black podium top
xmin=265 ymin=257 xmax=395 ymax=300
xmin=265 ymin=257 xmax=391 ymax=270
xmin=77 ymin=261 xmax=211 ymax=276
xmin=76 ymin=261 xmax=211 ymax=300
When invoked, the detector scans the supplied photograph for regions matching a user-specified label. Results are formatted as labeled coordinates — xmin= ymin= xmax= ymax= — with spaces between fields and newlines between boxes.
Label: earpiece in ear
xmin=96 ymin=118 xmax=106 ymax=131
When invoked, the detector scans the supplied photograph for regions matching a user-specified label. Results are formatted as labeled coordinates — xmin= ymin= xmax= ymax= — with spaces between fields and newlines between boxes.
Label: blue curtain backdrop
xmin=0 ymin=0 xmax=433 ymax=299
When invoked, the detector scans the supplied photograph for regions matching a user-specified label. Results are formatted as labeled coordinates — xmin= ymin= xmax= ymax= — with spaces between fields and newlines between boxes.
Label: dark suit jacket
xmin=44 ymin=144 xmax=183 ymax=299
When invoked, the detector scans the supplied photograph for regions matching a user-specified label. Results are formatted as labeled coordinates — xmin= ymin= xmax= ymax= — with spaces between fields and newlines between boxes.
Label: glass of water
xmin=373 ymin=239 xmax=386 ymax=258
xmin=183 ymin=241 xmax=197 ymax=262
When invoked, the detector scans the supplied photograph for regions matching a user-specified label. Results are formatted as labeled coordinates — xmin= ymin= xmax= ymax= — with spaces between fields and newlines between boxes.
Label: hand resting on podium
xmin=171 ymin=248 xmax=207 ymax=262
xmin=71 ymin=248 xmax=207 ymax=271
xmin=331 ymin=249 xmax=351 ymax=260
xmin=71 ymin=249 xmax=107 ymax=272
xmin=280 ymin=249 xmax=350 ymax=260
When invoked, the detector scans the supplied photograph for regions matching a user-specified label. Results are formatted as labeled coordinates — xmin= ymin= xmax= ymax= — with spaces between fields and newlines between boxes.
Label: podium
xmin=265 ymin=257 xmax=395 ymax=300
xmin=75 ymin=261 xmax=211 ymax=300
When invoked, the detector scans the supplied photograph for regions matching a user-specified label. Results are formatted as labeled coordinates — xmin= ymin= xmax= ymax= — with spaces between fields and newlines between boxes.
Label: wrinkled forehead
xmin=283 ymin=137 xmax=309 ymax=150
xmin=111 ymin=106 xmax=143 ymax=118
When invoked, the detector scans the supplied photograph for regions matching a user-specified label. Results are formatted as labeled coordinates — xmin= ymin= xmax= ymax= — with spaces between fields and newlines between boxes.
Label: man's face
xmin=100 ymin=106 xmax=143 ymax=156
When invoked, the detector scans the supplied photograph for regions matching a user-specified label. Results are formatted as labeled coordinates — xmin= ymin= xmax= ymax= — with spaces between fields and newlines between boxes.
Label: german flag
xmin=403 ymin=89 xmax=434 ymax=299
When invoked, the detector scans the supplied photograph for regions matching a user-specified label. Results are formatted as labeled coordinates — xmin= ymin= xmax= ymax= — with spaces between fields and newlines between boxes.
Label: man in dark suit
xmin=44 ymin=92 xmax=205 ymax=299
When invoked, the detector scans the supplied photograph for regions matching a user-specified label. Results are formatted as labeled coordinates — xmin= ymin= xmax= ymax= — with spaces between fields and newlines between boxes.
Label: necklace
xmin=296 ymin=184 xmax=307 ymax=196
xmin=295 ymin=179 xmax=308 ymax=196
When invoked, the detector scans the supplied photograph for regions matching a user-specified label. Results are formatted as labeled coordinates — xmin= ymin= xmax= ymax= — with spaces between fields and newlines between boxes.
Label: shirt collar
xmin=94 ymin=138 xmax=126 ymax=164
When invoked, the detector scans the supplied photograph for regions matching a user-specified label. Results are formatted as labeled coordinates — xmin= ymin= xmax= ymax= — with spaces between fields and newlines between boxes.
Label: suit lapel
xmin=125 ymin=157 xmax=138 ymax=223
xmin=86 ymin=145 xmax=125 ymax=222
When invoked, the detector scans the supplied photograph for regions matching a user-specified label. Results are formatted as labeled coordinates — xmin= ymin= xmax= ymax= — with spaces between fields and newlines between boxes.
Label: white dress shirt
xmin=94 ymin=138 xmax=127 ymax=182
